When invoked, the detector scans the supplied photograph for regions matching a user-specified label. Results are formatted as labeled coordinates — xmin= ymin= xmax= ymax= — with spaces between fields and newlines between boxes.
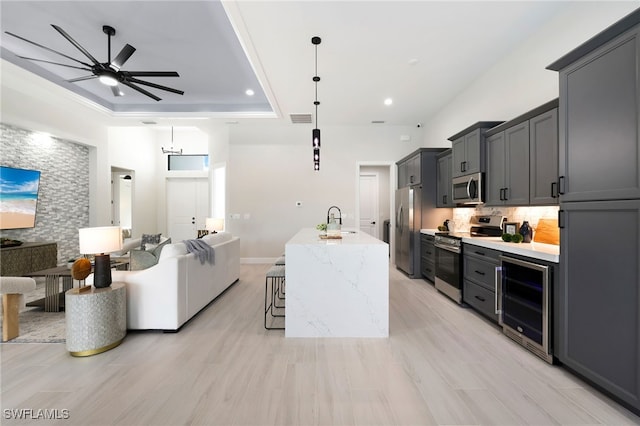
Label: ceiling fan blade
xmin=123 ymin=71 xmax=179 ymax=77
xmin=120 ymin=80 xmax=161 ymax=102
xmin=67 ymin=75 xmax=98 ymax=83
xmin=5 ymin=31 xmax=93 ymax=67
xmin=111 ymin=44 xmax=135 ymax=70
xmin=111 ymin=85 xmax=124 ymax=97
xmin=15 ymin=56 xmax=92 ymax=71
xmin=127 ymin=77 xmax=184 ymax=95
xmin=51 ymin=24 xmax=101 ymax=67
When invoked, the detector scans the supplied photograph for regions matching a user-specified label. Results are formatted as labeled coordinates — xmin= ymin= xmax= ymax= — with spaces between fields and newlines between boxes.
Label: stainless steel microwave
xmin=452 ymin=173 xmax=484 ymax=205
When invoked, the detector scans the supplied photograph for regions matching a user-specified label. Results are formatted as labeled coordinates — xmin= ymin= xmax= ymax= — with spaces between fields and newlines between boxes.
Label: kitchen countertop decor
xmin=421 ymin=229 xmax=559 ymax=263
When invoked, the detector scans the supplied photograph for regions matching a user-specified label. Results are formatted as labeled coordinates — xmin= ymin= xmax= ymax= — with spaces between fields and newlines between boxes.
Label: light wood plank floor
xmin=2 ymin=264 xmax=639 ymax=425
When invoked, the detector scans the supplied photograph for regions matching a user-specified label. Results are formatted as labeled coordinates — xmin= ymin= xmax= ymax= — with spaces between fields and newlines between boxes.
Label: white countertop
xmin=288 ymin=227 xmax=387 ymax=246
xmin=420 ymin=228 xmax=559 ymax=263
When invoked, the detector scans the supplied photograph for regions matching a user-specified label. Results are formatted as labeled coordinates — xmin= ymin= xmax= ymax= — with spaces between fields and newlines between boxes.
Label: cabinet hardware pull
xmin=475 ymin=270 xmax=485 ymax=276
xmin=495 ymin=266 xmax=503 ymax=317
xmin=551 ymin=181 xmax=558 ymax=198
xmin=475 ymin=295 xmax=486 ymax=302
xmin=460 ymin=162 xmax=464 ymax=173
xmin=558 ymin=176 xmax=565 ymax=195
xmin=504 ymin=187 xmax=508 ymax=200
xmin=475 ymin=251 xmax=485 ymax=256
xmin=558 ymin=210 xmax=565 ymax=229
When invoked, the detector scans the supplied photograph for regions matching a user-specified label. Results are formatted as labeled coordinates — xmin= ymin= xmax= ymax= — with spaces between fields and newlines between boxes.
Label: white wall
xmin=421 ymin=2 xmax=640 ymax=146
xmin=227 ymin=124 xmax=424 ymax=260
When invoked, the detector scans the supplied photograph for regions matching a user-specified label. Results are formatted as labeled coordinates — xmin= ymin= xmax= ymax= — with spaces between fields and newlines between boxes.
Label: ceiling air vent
xmin=372 ymin=120 xmax=385 ymax=124
xmin=290 ymin=113 xmax=312 ymax=124
xmin=141 ymin=121 xmax=157 ymax=125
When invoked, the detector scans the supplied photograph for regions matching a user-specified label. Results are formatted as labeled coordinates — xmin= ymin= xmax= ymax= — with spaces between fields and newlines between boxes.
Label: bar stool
xmin=264 ymin=264 xmax=285 ymax=330
xmin=274 ymin=256 xmax=286 ymax=302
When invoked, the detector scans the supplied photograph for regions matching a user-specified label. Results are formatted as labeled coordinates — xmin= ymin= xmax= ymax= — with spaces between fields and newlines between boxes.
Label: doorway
xmin=111 ymin=167 xmax=133 ymax=235
xmin=356 ymin=162 xmax=394 ymax=260
xmin=166 ymin=177 xmax=209 ymax=242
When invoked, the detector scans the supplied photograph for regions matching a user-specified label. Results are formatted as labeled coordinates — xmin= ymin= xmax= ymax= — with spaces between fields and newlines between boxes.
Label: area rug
xmin=0 ymin=280 xmax=66 ymax=344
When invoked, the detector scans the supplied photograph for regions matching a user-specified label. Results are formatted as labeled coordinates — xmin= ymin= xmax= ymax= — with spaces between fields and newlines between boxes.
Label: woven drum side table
xmin=65 ymin=282 xmax=126 ymax=357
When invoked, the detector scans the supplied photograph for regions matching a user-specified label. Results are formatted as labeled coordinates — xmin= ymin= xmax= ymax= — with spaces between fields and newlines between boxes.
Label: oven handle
xmin=435 ymin=243 xmax=460 ymax=254
xmin=495 ymin=266 xmax=503 ymax=323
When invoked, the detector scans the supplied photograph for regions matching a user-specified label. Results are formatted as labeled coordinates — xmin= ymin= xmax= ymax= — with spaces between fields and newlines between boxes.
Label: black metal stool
xmin=264 ymin=264 xmax=285 ymax=330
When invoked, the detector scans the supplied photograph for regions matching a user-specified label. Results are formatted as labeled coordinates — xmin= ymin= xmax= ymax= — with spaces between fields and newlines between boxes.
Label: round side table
xmin=65 ymin=282 xmax=126 ymax=357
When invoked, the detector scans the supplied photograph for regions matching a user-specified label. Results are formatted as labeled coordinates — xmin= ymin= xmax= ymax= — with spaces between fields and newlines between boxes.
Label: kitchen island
xmin=285 ymin=228 xmax=389 ymax=338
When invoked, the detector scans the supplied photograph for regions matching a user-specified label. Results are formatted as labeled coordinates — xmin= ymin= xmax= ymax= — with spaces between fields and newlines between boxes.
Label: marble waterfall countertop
xmin=285 ymin=228 xmax=389 ymax=338
xmin=421 ymin=229 xmax=559 ymax=263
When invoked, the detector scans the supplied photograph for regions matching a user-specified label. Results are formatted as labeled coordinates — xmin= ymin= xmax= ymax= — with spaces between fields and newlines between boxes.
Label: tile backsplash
xmin=451 ymin=205 xmax=559 ymax=233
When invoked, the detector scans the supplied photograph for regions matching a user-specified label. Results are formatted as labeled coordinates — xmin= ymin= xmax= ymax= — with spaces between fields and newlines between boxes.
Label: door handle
xmin=371 ymin=221 xmax=376 ymax=225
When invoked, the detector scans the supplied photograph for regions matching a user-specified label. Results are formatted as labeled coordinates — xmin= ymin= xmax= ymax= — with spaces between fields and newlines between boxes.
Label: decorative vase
xmin=519 ymin=221 xmax=533 ymax=243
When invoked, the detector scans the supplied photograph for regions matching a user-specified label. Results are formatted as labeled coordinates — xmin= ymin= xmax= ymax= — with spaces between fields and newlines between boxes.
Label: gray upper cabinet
xmin=397 ymin=152 xmax=422 ymax=188
xmin=485 ymin=132 xmax=505 ymax=205
xmin=449 ymin=122 xmax=503 ymax=179
xmin=485 ymin=100 xmax=559 ymax=207
xmin=530 ymin=108 xmax=559 ymax=205
xmin=436 ymin=150 xmax=455 ymax=207
xmin=486 ymin=122 xmax=530 ymax=206
xmin=553 ymin=25 xmax=640 ymax=202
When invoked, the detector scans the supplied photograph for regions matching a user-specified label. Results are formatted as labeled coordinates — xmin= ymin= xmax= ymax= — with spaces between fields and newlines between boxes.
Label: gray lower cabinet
xmin=420 ymin=234 xmax=435 ymax=282
xmin=558 ymin=200 xmax=640 ymax=412
xmin=463 ymin=244 xmax=501 ymax=323
xmin=436 ymin=150 xmax=454 ymax=207
xmin=530 ymin=108 xmax=559 ymax=205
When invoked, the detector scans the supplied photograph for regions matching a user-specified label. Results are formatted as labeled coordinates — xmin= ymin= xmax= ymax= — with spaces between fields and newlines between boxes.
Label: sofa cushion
xmin=141 ymin=233 xmax=162 ymax=250
xmin=201 ymin=232 xmax=232 ymax=246
xmin=158 ymin=242 xmax=188 ymax=262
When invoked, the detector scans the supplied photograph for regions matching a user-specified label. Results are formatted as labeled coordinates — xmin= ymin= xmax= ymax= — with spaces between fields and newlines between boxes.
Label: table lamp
xmin=78 ymin=226 xmax=122 ymax=288
xmin=205 ymin=218 xmax=224 ymax=234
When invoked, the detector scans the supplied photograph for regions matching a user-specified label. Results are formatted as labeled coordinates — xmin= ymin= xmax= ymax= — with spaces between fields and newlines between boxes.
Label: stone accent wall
xmin=1 ymin=123 xmax=90 ymax=264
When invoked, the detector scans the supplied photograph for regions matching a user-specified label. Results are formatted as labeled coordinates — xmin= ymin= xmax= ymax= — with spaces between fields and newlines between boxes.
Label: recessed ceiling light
xmin=384 ymin=98 xmax=393 ymax=106
xmin=245 ymin=89 xmax=255 ymax=96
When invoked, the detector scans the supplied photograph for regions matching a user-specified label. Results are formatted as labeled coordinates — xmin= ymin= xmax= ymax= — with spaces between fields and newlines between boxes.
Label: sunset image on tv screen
xmin=0 ymin=166 xmax=41 ymax=230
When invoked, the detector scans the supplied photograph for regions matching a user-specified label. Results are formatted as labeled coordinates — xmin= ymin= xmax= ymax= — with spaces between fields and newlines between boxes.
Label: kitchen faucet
xmin=327 ymin=206 xmax=342 ymax=225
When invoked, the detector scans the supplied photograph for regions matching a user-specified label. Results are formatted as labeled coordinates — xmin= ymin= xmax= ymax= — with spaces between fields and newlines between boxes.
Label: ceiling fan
xmin=5 ymin=24 xmax=184 ymax=102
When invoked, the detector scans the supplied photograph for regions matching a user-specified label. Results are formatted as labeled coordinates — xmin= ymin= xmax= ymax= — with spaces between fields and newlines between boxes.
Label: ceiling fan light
xmin=99 ymin=74 xmax=118 ymax=86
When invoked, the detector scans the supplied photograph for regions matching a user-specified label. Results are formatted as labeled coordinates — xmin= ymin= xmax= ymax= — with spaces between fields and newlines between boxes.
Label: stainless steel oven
xmin=434 ymin=234 xmax=462 ymax=304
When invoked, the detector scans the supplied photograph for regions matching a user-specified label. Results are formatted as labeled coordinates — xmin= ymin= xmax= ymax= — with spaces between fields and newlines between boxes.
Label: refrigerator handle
xmin=396 ymin=205 xmax=403 ymax=231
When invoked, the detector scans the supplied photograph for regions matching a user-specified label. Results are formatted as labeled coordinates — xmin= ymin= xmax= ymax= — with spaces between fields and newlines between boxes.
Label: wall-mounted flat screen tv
xmin=0 ymin=166 xmax=41 ymax=230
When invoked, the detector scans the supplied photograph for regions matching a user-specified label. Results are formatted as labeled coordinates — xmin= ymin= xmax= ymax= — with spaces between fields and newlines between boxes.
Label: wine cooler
xmin=498 ymin=255 xmax=552 ymax=363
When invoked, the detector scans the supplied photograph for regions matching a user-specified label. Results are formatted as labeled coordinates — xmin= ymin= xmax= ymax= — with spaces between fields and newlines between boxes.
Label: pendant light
xmin=161 ymin=126 xmax=182 ymax=155
xmin=312 ymin=36 xmax=321 ymax=171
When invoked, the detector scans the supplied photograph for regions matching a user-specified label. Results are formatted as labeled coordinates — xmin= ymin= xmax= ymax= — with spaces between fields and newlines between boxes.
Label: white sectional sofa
xmin=104 ymin=232 xmax=240 ymax=331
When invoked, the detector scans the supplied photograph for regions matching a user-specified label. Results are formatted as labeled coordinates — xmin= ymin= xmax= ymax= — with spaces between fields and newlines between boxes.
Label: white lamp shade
xmin=205 ymin=217 xmax=224 ymax=232
xmin=78 ymin=226 xmax=123 ymax=254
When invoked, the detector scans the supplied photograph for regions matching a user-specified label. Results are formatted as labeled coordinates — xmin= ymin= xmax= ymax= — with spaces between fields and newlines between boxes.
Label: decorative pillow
xmin=129 ymin=238 xmax=172 ymax=270
xmin=141 ymin=233 xmax=162 ymax=250
xmin=151 ymin=238 xmax=171 ymax=257
xmin=130 ymin=250 xmax=159 ymax=271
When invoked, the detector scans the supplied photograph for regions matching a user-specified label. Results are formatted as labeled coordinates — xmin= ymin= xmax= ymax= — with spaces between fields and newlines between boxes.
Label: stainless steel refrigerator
xmin=395 ymin=185 xmax=450 ymax=278
xmin=395 ymin=186 xmax=416 ymax=276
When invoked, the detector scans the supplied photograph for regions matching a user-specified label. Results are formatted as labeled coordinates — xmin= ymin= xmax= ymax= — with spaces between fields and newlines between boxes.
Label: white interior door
xmin=167 ymin=178 xmax=208 ymax=242
xmin=359 ymin=173 xmax=379 ymax=238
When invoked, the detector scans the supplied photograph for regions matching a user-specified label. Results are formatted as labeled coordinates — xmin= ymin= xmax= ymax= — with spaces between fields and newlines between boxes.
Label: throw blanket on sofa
xmin=183 ymin=239 xmax=215 ymax=265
